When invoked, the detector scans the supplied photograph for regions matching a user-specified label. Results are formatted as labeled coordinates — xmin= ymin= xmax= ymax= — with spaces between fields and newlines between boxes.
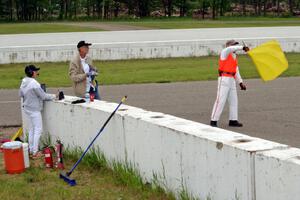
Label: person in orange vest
xmin=210 ymin=40 xmax=249 ymax=127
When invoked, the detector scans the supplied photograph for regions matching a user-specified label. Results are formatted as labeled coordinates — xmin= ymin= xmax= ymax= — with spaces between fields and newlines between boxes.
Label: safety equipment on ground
xmin=44 ymin=146 xmax=54 ymax=168
xmin=2 ymin=141 xmax=25 ymax=174
xmin=55 ymin=140 xmax=64 ymax=170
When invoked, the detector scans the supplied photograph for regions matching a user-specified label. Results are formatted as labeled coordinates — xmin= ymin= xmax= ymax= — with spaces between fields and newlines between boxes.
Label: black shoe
xmin=229 ymin=120 xmax=243 ymax=127
xmin=210 ymin=121 xmax=218 ymax=127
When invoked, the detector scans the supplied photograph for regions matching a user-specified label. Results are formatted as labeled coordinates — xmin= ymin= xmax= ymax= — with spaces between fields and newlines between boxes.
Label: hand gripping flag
xmin=247 ymin=40 xmax=288 ymax=81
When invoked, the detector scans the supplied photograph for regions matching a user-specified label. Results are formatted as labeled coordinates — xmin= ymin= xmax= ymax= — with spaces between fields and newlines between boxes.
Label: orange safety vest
xmin=219 ymin=53 xmax=238 ymax=77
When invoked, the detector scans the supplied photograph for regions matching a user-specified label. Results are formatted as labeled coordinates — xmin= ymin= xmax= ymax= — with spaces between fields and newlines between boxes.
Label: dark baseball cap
xmin=25 ymin=65 xmax=40 ymax=77
xmin=25 ymin=65 xmax=40 ymax=73
xmin=226 ymin=40 xmax=239 ymax=47
xmin=77 ymin=40 xmax=92 ymax=48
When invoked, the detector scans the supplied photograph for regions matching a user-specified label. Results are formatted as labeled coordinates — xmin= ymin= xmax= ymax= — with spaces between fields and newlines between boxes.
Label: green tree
xmin=175 ymin=0 xmax=189 ymax=16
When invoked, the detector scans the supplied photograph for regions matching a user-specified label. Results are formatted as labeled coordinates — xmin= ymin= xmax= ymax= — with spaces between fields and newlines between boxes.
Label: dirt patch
xmin=0 ymin=126 xmax=20 ymax=140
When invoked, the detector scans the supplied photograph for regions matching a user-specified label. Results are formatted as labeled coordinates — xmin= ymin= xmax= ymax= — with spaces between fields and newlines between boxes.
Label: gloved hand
xmin=88 ymin=64 xmax=98 ymax=72
xmin=243 ymin=46 xmax=250 ymax=52
xmin=239 ymin=82 xmax=247 ymax=90
xmin=86 ymin=71 xmax=98 ymax=77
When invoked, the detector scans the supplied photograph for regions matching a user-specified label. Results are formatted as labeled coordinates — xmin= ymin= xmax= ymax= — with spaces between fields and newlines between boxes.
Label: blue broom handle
xmin=68 ymin=96 xmax=127 ymax=175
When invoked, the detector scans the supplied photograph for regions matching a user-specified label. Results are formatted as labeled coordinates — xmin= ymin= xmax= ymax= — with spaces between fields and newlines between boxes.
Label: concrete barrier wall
xmin=3 ymin=37 xmax=300 ymax=64
xmin=255 ymin=148 xmax=300 ymax=200
xmin=23 ymin=96 xmax=300 ymax=199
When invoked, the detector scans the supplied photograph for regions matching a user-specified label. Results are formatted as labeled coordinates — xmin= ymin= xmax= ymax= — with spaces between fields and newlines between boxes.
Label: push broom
xmin=60 ymin=96 xmax=127 ymax=186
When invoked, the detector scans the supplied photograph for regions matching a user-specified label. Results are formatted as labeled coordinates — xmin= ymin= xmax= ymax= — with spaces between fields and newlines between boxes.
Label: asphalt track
xmin=2 ymin=27 xmax=300 ymax=48
xmin=1 ymin=77 xmax=299 ymax=147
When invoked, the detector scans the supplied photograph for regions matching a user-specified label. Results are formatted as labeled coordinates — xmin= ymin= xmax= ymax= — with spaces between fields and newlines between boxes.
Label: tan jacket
xmin=69 ymin=54 xmax=93 ymax=98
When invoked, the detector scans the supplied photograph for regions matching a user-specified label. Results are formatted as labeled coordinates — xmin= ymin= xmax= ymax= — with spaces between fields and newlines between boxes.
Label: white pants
xmin=211 ymin=76 xmax=238 ymax=121
xmin=24 ymin=110 xmax=43 ymax=154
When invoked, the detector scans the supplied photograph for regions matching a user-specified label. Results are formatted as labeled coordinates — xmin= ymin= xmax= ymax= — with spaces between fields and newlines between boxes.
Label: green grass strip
xmin=0 ymin=53 xmax=299 ymax=89
xmin=0 ymin=23 xmax=101 ymax=34
xmin=0 ymin=17 xmax=300 ymax=34
xmin=106 ymin=16 xmax=300 ymax=29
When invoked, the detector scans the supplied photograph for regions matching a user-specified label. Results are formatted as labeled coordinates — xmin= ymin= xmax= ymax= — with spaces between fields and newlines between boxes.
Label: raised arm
xmin=220 ymin=45 xmax=244 ymax=60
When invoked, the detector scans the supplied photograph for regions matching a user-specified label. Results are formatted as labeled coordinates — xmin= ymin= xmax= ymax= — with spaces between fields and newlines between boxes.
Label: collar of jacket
xmin=76 ymin=54 xmax=91 ymax=72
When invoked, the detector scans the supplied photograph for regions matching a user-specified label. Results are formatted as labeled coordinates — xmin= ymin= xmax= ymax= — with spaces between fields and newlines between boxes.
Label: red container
xmin=55 ymin=141 xmax=64 ymax=170
xmin=2 ymin=141 xmax=25 ymax=174
xmin=90 ymin=93 xmax=95 ymax=102
xmin=0 ymin=139 xmax=11 ymax=153
xmin=44 ymin=147 xmax=53 ymax=168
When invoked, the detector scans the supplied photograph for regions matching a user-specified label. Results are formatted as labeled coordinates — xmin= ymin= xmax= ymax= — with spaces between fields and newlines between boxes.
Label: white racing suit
xmin=19 ymin=77 xmax=55 ymax=154
xmin=211 ymin=46 xmax=244 ymax=122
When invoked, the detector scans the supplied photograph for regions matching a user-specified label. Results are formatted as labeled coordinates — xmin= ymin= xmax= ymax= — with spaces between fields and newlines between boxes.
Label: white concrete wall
xmin=255 ymin=148 xmax=300 ymax=200
xmin=2 ymin=37 xmax=300 ymax=64
xmin=23 ymin=96 xmax=300 ymax=200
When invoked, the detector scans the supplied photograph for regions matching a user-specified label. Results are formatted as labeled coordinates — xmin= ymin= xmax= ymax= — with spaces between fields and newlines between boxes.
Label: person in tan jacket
xmin=69 ymin=41 xmax=100 ymax=99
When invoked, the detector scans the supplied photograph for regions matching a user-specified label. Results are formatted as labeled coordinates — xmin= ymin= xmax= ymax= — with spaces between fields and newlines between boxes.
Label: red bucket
xmin=2 ymin=141 xmax=25 ymax=174
xmin=0 ymin=139 xmax=11 ymax=153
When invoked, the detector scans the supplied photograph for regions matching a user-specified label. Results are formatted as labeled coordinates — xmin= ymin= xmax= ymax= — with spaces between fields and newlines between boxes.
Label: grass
xmin=0 ymin=146 xmax=175 ymax=200
xmin=1 ymin=53 xmax=300 ymax=89
xmin=0 ymin=22 xmax=102 ymax=34
xmin=0 ymin=17 xmax=299 ymax=34
xmin=113 ymin=16 xmax=300 ymax=29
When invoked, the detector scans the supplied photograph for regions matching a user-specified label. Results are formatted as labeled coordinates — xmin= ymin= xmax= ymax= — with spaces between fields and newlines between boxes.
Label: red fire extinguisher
xmin=55 ymin=140 xmax=64 ymax=169
xmin=44 ymin=146 xmax=53 ymax=168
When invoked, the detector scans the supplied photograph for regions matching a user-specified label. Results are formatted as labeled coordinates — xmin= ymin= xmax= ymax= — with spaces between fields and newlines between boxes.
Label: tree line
xmin=0 ymin=0 xmax=300 ymax=21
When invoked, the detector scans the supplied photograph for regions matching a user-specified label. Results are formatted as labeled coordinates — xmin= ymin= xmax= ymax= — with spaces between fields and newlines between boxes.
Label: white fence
xmin=21 ymin=96 xmax=300 ymax=200
xmin=2 ymin=37 xmax=300 ymax=64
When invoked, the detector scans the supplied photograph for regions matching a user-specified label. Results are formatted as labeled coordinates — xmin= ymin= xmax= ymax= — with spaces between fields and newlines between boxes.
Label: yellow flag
xmin=248 ymin=40 xmax=288 ymax=81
